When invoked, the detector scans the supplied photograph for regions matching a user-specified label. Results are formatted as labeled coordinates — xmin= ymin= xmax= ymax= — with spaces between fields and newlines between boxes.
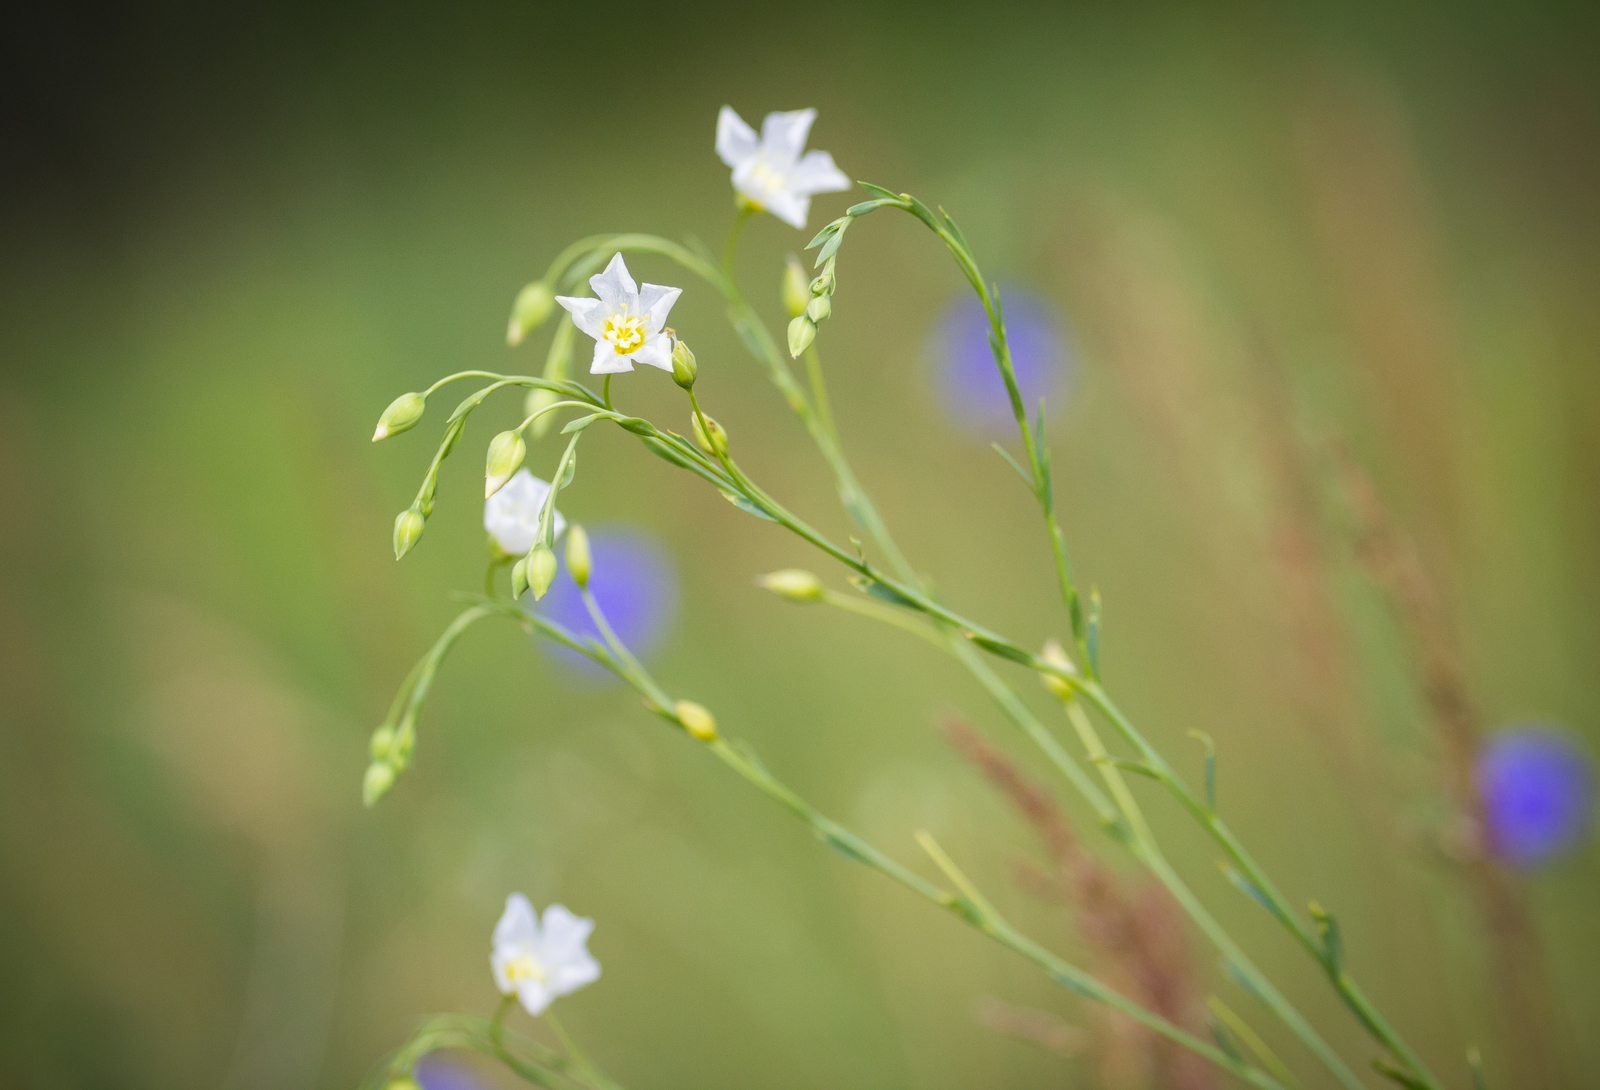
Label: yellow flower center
xmin=602 ymin=309 xmax=648 ymax=355
xmin=505 ymin=952 xmax=546 ymax=985
xmin=746 ymin=156 xmax=787 ymax=195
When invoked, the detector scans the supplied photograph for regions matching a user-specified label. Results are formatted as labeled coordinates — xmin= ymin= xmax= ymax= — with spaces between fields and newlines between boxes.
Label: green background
xmin=3 ymin=2 xmax=1598 ymax=1087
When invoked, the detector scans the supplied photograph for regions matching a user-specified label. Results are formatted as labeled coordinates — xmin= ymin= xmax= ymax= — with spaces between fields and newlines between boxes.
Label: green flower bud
xmin=373 ymin=392 xmax=426 ymax=442
xmin=787 ymin=315 xmax=816 ymax=359
xmin=382 ymin=1080 xmax=423 ymax=1090
xmin=781 ymin=255 xmax=810 ymax=318
xmin=363 ymin=762 xmax=396 ymax=807
xmin=524 ymin=386 xmax=560 ymax=440
xmin=369 ymin=725 xmax=396 ymax=761
xmin=670 ymin=338 xmax=697 ymax=389
xmin=507 ymin=281 xmax=556 ymax=346
xmin=691 ymin=412 xmax=729 ymax=457
xmin=810 ymin=271 xmax=834 ymax=297
xmin=511 ymin=556 xmax=530 ymax=599
xmin=1039 ymin=639 xmax=1079 ymax=701
xmin=675 ymin=700 xmax=718 ymax=742
xmin=528 ymin=546 xmax=558 ymax=600
xmin=565 ymin=525 xmax=592 ymax=590
xmin=393 ymin=506 xmax=426 ymax=560
xmin=484 ymin=430 xmax=527 ymax=497
xmin=758 ymin=569 xmax=824 ymax=602
xmin=806 ymin=294 xmax=831 ymax=323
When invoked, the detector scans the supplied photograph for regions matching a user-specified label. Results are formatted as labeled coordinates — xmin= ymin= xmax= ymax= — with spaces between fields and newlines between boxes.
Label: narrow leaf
xmin=1371 ymin=1059 xmax=1430 ymax=1090
xmin=1221 ymin=865 xmax=1276 ymax=915
xmin=806 ymin=218 xmax=845 ymax=250
xmin=1309 ymin=901 xmax=1343 ymax=973
xmin=561 ymin=413 xmax=603 ymax=434
xmin=991 ymin=442 xmax=1034 ymax=488
xmin=1086 ymin=587 xmax=1102 ymax=678
xmin=846 ymin=197 xmax=900 ymax=217
xmin=719 ymin=489 xmax=779 ymax=522
xmin=966 ymin=631 xmax=1035 ymax=665
xmin=1189 ymin=729 xmax=1218 ymax=813
xmin=855 ymin=180 xmax=901 ymax=201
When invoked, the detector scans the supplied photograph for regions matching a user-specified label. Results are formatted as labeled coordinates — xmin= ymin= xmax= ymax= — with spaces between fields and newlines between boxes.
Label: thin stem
xmin=544 ymin=1010 xmax=615 ymax=1090
xmin=802 ymin=346 xmax=837 ymax=441
xmin=722 ymin=204 xmax=754 ymax=283
xmin=602 ymin=374 xmax=613 ymax=411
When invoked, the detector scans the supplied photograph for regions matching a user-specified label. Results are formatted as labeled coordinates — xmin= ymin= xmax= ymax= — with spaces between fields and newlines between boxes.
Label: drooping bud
xmin=758 ymin=569 xmax=824 ymax=603
xmin=484 ymin=430 xmax=527 ymax=497
xmin=363 ymin=762 xmax=396 ymax=807
xmin=393 ymin=505 xmax=426 ymax=559
xmin=670 ymin=338 xmax=698 ymax=389
xmin=810 ymin=270 xmax=834 ymax=297
xmin=373 ymin=392 xmax=426 ymax=442
xmin=506 ymin=281 xmax=556 ymax=346
xmin=565 ymin=524 xmax=591 ymax=589
xmin=806 ymin=294 xmax=831 ymax=323
xmin=787 ymin=315 xmax=817 ymax=359
xmin=369 ymin=725 xmax=396 ymax=761
xmin=691 ymin=412 xmax=729 ymax=457
xmin=781 ymin=255 xmax=810 ymax=318
xmin=528 ymin=546 xmax=558 ymax=600
xmin=511 ymin=556 xmax=530 ymax=599
xmin=1040 ymin=638 xmax=1079 ymax=701
xmin=675 ymin=700 xmax=718 ymax=742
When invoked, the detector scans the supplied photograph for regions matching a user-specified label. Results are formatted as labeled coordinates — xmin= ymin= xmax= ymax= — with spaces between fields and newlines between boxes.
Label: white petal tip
xmin=371 ymin=425 xmax=388 ymax=442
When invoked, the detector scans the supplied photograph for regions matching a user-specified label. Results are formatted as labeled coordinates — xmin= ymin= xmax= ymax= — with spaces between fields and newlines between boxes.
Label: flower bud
xmin=1040 ymin=638 xmax=1079 ymax=701
xmin=506 ymin=281 xmax=555 ymax=346
xmin=675 ymin=700 xmax=718 ymax=742
xmin=484 ymin=430 xmax=527 ymax=497
xmin=369 ymin=725 xmax=396 ymax=761
xmin=382 ymin=1080 xmax=423 ymax=1090
xmin=691 ymin=413 xmax=729 ymax=457
xmin=524 ymin=386 xmax=560 ymax=440
xmin=393 ymin=506 xmax=426 ymax=560
xmin=781 ymin=255 xmax=810 ymax=318
xmin=511 ymin=556 xmax=530 ymax=599
xmin=758 ymin=569 xmax=824 ymax=602
xmin=806 ymin=294 xmax=831 ymax=323
xmin=670 ymin=338 xmax=697 ymax=389
xmin=363 ymin=762 xmax=396 ymax=807
xmin=787 ymin=315 xmax=816 ymax=359
xmin=565 ymin=524 xmax=591 ymax=589
xmin=373 ymin=392 xmax=426 ymax=442
xmin=810 ymin=271 xmax=834 ymax=297
xmin=528 ymin=546 xmax=558 ymax=600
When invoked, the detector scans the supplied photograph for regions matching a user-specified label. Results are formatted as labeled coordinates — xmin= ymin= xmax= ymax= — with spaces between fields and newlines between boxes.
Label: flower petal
xmin=788 ymin=150 xmax=851 ymax=196
xmin=760 ymin=108 xmax=816 ymax=166
xmin=485 ymin=472 xmax=561 ymax=555
xmin=630 ymin=333 xmax=674 ymax=371
xmin=637 ymin=283 xmax=682 ymax=331
xmin=589 ymin=253 xmax=638 ymax=307
xmin=715 ymin=105 xmax=759 ymax=167
xmin=515 ymin=979 xmax=554 ymax=1016
xmin=762 ymin=188 xmax=811 ymax=229
xmin=555 ymin=295 xmax=605 ymax=339
xmin=493 ymin=893 xmax=539 ymax=949
xmin=538 ymin=904 xmax=596 ymax=953
xmin=548 ymin=949 xmax=601 ymax=996
xmin=589 ymin=338 xmax=635 ymax=375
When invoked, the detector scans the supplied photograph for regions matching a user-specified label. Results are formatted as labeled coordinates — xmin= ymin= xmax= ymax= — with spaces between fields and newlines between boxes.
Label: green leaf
xmin=1189 ymin=729 xmax=1217 ymax=813
xmin=1220 ymin=958 xmax=1268 ymax=1004
xmin=991 ymin=442 xmax=1034 ymax=488
xmin=1046 ymin=967 xmax=1098 ymax=1001
xmin=640 ymin=436 xmax=690 ymax=468
xmin=1086 ymin=587 xmax=1102 ymax=678
xmin=1092 ymin=756 xmax=1161 ymax=779
xmin=805 ymin=218 xmax=846 ymax=250
xmin=966 ymin=631 xmax=1035 ymax=665
xmin=1221 ymin=865 xmax=1276 ymax=915
xmin=815 ymin=227 xmax=847 ymax=268
xmin=847 ymin=574 xmax=920 ymax=609
xmin=559 ymin=450 xmax=577 ymax=488
xmin=1309 ymin=901 xmax=1343 ymax=973
xmin=855 ymin=180 xmax=901 ymax=201
xmin=719 ymin=489 xmax=779 ymax=522
xmin=561 ymin=413 xmax=603 ymax=434
xmin=846 ymin=197 xmax=899 ymax=217
xmin=938 ymin=206 xmax=971 ymax=254
xmin=615 ymin=416 xmax=655 ymax=436
xmin=1371 ymin=1059 xmax=1430 ymax=1090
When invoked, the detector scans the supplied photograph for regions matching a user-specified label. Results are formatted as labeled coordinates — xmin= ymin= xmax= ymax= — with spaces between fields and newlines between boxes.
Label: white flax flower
xmin=716 ymin=107 xmax=851 ymax=229
xmin=556 ymin=254 xmax=681 ymax=375
xmin=491 ymin=894 xmax=600 ymax=1016
xmin=484 ymin=469 xmax=566 ymax=555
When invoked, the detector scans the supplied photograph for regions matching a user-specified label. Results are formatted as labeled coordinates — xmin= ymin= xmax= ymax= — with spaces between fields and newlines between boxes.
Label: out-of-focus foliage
xmin=3 ymin=2 xmax=1598 ymax=1088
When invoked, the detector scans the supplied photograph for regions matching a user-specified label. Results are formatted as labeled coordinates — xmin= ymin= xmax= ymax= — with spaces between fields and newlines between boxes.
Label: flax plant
xmin=360 ymin=108 xmax=1472 ymax=1090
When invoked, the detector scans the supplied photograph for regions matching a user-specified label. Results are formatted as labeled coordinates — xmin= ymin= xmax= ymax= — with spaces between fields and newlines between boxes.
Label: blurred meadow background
xmin=3 ymin=2 xmax=1598 ymax=1088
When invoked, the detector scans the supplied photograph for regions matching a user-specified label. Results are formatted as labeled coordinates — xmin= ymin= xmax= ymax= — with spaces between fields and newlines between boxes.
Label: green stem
xmin=544 ymin=1010 xmax=615 ymax=1090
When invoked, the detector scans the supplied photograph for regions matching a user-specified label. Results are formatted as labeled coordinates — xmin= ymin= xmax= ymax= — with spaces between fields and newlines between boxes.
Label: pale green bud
xmin=675 ymin=700 xmax=718 ymax=742
xmin=565 ymin=525 xmax=592 ymax=589
xmin=369 ymin=725 xmax=396 ymax=761
xmin=810 ymin=271 xmax=834 ymax=297
xmin=382 ymin=1080 xmax=423 ymax=1090
xmin=393 ymin=506 xmax=426 ymax=559
xmin=528 ymin=546 xmax=558 ymax=600
xmin=363 ymin=762 xmax=396 ymax=807
xmin=373 ymin=392 xmax=426 ymax=442
xmin=1040 ymin=639 xmax=1079 ymax=700
xmin=524 ymin=386 xmax=560 ymax=440
xmin=511 ymin=556 xmax=530 ymax=599
xmin=806 ymin=294 xmax=831 ymax=323
xmin=781 ymin=255 xmax=810 ymax=318
xmin=507 ymin=281 xmax=555 ymax=346
xmin=484 ymin=430 xmax=527 ymax=497
xmin=787 ymin=315 xmax=816 ymax=359
xmin=758 ymin=569 xmax=824 ymax=602
xmin=691 ymin=412 xmax=729 ymax=457
xmin=670 ymin=339 xmax=697 ymax=389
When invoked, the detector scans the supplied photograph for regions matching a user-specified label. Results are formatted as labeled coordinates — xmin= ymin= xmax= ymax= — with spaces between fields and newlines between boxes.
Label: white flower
xmin=555 ymin=254 xmax=681 ymax=375
xmin=484 ymin=469 xmax=566 ymax=556
xmin=716 ymin=107 xmax=851 ymax=229
xmin=491 ymin=894 xmax=601 ymax=1016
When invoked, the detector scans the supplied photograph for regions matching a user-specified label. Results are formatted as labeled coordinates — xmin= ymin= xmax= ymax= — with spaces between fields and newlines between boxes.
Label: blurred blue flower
xmin=415 ymin=1056 xmax=486 ymax=1090
xmin=927 ymin=286 xmax=1074 ymax=435
xmin=534 ymin=524 xmax=679 ymax=678
xmin=1476 ymin=726 xmax=1595 ymax=868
